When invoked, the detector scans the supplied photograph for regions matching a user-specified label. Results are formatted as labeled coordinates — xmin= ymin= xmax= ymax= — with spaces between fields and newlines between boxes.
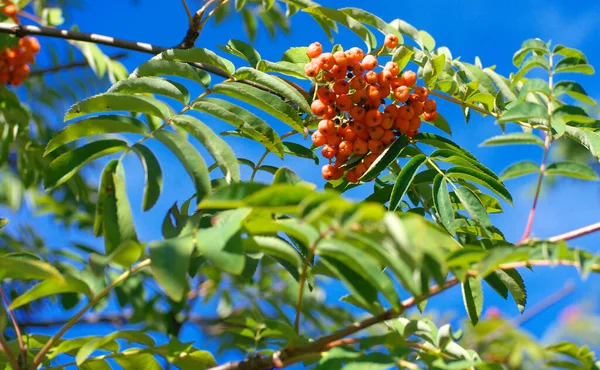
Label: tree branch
xmin=547 ymin=221 xmax=600 ymax=242
xmin=31 ymin=53 xmax=127 ymax=76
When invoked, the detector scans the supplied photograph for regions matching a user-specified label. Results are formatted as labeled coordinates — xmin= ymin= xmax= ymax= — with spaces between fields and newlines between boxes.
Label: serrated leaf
xmin=219 ymin=39 xmax=261 ymax=68
xmin=454 ymin=186 xmax=493 ymax=235
xmin=44 ymin=115 xmax=147 ymax=156
xmin=554 ymin=58 xmax=595 ymax=75
xmin=257 ymin=60 xmax=308 ymax=80
xmin=480 ymin=132 xmax=544 ymax=147
xmin=44 ymin=140 xmax=128 ymax=189
xmin=64 ymin=93 xmax=172 ymax=121
xmin=496 ymin=102 xmax=548 ymax=124
xmin=282 ymin=141 xmax=318 ymax=164
xmin=233 ymin=67 xmax=310 ymax=113
xmin=10 ymin=276 xmax=91 ymax=309
xmin=495 ymin=269 xmax=527 ymax=313
xmin=235 ymin=0 xmax=246 ymax=11
xmin=454 ymin=61 xmax=495 ymax=94
xmin=135 ymin=59 xmax=211 ymax=87
xmin=389 ymin=154 xmax=427 ymax=210
xmin=565 ymin=126 xmax=600 ymax=159
xmin=154 ymin=130 xmax=211 ymax=201
xmin=433 ymin=175 xmax=455 ymax=234
xmin=0 ymin=255 xmax=64 ymax=282
xmin=462 ymin=276 xmax=483 ymax=325
xmin=484 ymin=68 xmax=518 ymax=101
xmin=114 ymin=353 xmax=161 ymax=370
xmin=192 ymin=97 xmax=284 ymax=157
xmin=173 ymin=115 xmax=240 ymax=183
xmin=211 ymin=81 xmax=304 ymax=135
xmin=512 ymin=55 xmax=550 ymax=83
xmin=161 ymin=48 xmax=235 ymax=76
xmin=391 ymin=46 xmax=414 ymax=71
xmin=446 ymin=166 xmax=512 ymax=204
xmin=422 ymin=54 xmax=446 ymax=87
xmin=546 ymin=161 xmax=599 ymax=180
xmin=339 ymin=7 xmax=401 ymax=39
xmin=517 ymin=78 xmax=550 ymax=100
xmin=389 ymin=18 xmax=422 ymax=47
xmin=419 ymin=30 xmax=435 ymax=51
xmin=76 ymin=331 xmax=155 ymax=366
xmin=107 ymin=77 xmax=190 ymax=104
xmin=500 ymin=161 xmax=540 ymax=181
xmin=244 ymin=236 xmax=303 ymax=272
xmin=553 ymin=81 xmax=596 ymax=106
xmin=361 ymin=136 xmax=409 ymax=181
xmin=303 ymin=6 xmax=377 ymax=51
xmin=131 ymin=144 xmax=163 ymax=211
xmin=150 ymin=234 xmax=194 ymax=301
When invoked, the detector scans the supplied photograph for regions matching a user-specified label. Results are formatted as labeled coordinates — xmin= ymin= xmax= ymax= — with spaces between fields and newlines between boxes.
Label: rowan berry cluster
xmin=305 ymin=35 xmax=439 ymax=183
xmin=1 ymin=1 xmax=40 ymax=86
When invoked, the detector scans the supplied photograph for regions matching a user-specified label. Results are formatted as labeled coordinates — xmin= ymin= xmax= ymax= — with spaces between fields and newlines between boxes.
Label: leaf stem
xmin=0 ymin=331 xmax=19 ymax=370
xmin=30 ymin=259 xmax=151 ymax=369
xmin=0 ymin=286 xmax=25 ymax=361
xmin=249 ymin=130 xmax=299 ymax=182
xmin=547 ymin=221 xmax=600 ymax=242
xmin=181 ymin=0 xmax=194 ymax=28
xmin=429 ymin=90 xmax=497 ymax=118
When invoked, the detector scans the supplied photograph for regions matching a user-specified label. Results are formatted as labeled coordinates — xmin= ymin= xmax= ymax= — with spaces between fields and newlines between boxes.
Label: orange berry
xmin=414 ymin=86 xmax=429 ymax=102
xmin=393 ymin=86 xmax=410 ymax=103
xmin=363 ymin=153 xmax=379 ymax=168
xmin=0 ymin=72 xmax=9 ymax=85
xmin=364 ymin=109 xmax=382 ymax=127
xmin=333 ymin=51 xmax=348 ymax=66
xmin=307 ymin=42 xmax=323 ymax=59
xmin=381 ymin=112 xmax=394 ymax=129
xmin=350 ymin=106 xmax=366 ymax=121
xmin=311 ymin=100 xmax=327 ymax=116
xmin=366 ymin=85 xmax=381 ymax=102
xmin=323 ymin=71 xmax=335 ymax=82
xmin=344 ymin=49 xmax=357 ymax=62
xmin=409 ymin=116 xmax=421 ymax=131
xmin=401 ymin=70 xmax=417 ymax=87
xmin=364 ymin=98 xmax=381 ymax=111
xmin=353 ymin=139 xmax=368 ymax=155
xmin=344 ymin=126 xmax=358 ymax=142
xmin=332 ymin=80 xmax=350 ymax=95
xmin=334 ymin=154 xmax=349 ymax=167
xmin=3 ymin=4 xmax=17 ymax=18
xmin=423 ymin=99 xmax=437 ymax=113
xmin=394 ymin=117 xmax=410 ymax=133
xmin=20 ymin=37 xmax=40 ymax=54
xmin=354 ymin=163 xmax=367 ymax=178
xmin=384 ymin=34 xmax=399 ymax=49
xmin=397 ymin=105 xmax=415 ymax=120
xmin=322 ymin=145 xmax=338 ymax=159
xmin=322 ymin=105 xmax=337 ymax=119
xmin=384 ymin=104 xmax=398 ymax=118
xmin=326 ymin=133 xmax=342 ymax=147
xmin=406 ymin=129 xmax=418 ymax=139
xmin=411 ymin=101 xmax=425 ymax=116
xmin=319 ymin=53 xmax=336 ymax=70
xmin=336 ymin=94 xmax=353 ymax=111
xmin=423 ymin=111 xmax=439 ymax=122
xmin=350 ymin=61 xmax=365 ymax=76
xmin=368 ymin=125 xmax=384 ymax=140
xmin=351 ymin=47 xmax=365 ymax=61
xmin=318 ymin=119 xmax=336 ymax=135
xmin=364 ymin=70 xmax=379 ymax=84
xmin=361 ymin=55 xmax=378 ymax=71
xmin=346 ymin=169 xmax=359 ymax=183
xmin=350 ymin=75 xmax=366 ymax=90
xmin=368 ymin=140 xmax=384 ymax=154
xmin=384 ymin=61 xmax=400 ymax=76
xmin=350 ymin=89 xmax=368 ymax=105
xmin=322 ymin=164 xmax=336 ymax=180
xmin=312 ymin=130 xmax=327 ymax=147
xmin=378 ymin=70 xmax=393 ymax=85
xmin=339 ymin=140 xmax=354 ymax=156
xmin=317 ymin=87 xmax=332 ymax=102
xmin=379 ymin=84 xmax=391 ymax=100
xmin=382 ymin=129 xmax=396 ymax=146
xmin=331 ymin=64 xmax=347 ymax=80
xmin=390 ymin=77 xmax=404 ymax=89
xmin=304 ymin=62 xmax=320 ymax=78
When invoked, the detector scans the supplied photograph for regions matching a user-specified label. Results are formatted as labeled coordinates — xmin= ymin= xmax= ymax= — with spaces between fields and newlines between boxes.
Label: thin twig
xmin=547 ymin=221 xmax=600 ymax=242
xmin=30 ymin=259 xmax=151 ymax=370
xmin=31 ymin=53 xmax=127 ymax=76
xmin=429 ymin=90 xmax=497 ymax=118
xmin=0 ymin=333 xmax=19 ymax=370
xmin=0 ymin=286 xmax=25 ymax=360
xmin=181 ymin=0 xmax=195 ymax=28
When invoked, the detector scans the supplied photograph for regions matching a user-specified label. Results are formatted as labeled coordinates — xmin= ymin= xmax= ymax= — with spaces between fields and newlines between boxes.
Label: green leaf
xmin=107 ymin=77 xmax=190 ymax=104
xmin=282 ymin=142 xmax=318 ymax=164
xmin=211 ymin=81 xmax=304 ymax=135
xmin=282 ymin=47 xmax=310 ymax=64
xmin=546 ymin=161 xmax=599 ymax=180
xmin=361 ymin=136 xmax=409 ymax=181
xmin=553 ymin=81 xmax=596 ymax=106
xmin=512 ymin=39 xmax=548 ymax=67
xmin=500 ymin=161 xmax=540 ymax=181
xmin=233 ymin=67 xmax=311 ymax=113
xmin=114 ymin=353 xmax=161 ymax=370
xmin=462 ymin=276 xmax=483 ymax=325
xmin=192 ymin=97 xmax=284 ymax=157
xmin=423 ymin=54 xmax=446 ymax=87
xmin=554 ymin=57 xmax=595 ymax=75
xmin=480 ymin=132 xmax=544 ymax=147
xmin=454 ymin=186 xmax=493 ymax=235
xmin=495 ymin=269 xmax=527 ymax=313
xmin=424 ymin=112 xmax=452 ymax=136
xmin=131 ymin=144 xmax=163 ymax=211
xmin=77 ymin=331 xmax=155 ymax=366
xmin=302 ymin=6 xmax=377 ymax=51
xmin=484 ymin=68 xmax=518 ymax=101
xmin=64 ymin=93 xmax=172 ymax=121
xmin=446 ymin=167 xmax=512 ymax=204
xmin=219 ymin=39 xmax=261 ymax=67
xmin=339 ymin=7 xmax=401 ymax=39
xmin=135 ymin=59 xmax=211 ymax=88
xmin=161 ymin=48 xmax=235 ymax=76
xmin=565 ymin=126 xmax=600 ymax=159
xmin=44 ymin=115 xmax=147 ymax=156
xmin=454 ymin=61 xmax=495 ymax=94
xmin=9 ymin=276 xmax=91 ymax=309
xmin=391 ymin=46 xmax=414 ymax=71
xmin=430 ymin=149 xmax=498 ymax=180
xmin=150 ymin=234 xmax=195 ymax=301
xmin=517 ymin=78 xmax=550 ymax=100
xmin=389 ymin=154 xmax=427 ymax=210
xmin=0 ymin=218 xmax=7 ymax=229
xmin=0 ymin=255 xmax=64 ymax=282
xmin=154 ymin=130 xmax=211 ymax=201
xmin=419 ymin=30 xmax=435 ymax=51
xmin=44 ymin=140 xmax=128 ymax=189
xmin=173 ymin=115 xmax=240 ymax=183
xmin=100 ymin=161 xmax=139 ymax=260
xmin=241 ymin=9 xmax=257 ymax=41
xmin=512 ymin=55 xmax=550 ymax=83
xmin=432 ymin=175 xmax=455 ymax=234
xmin=496 ymin=102 xmax=548 ymax=124
xmin=389 ymin=18 xmax=422 ymax=47
xmin=257 ymin=60 xmax=308 ymax=80
xmin=244 ymin=236 xmax=303 ymax=272
xmin=235 ymin=0 xmax=246 ymax=11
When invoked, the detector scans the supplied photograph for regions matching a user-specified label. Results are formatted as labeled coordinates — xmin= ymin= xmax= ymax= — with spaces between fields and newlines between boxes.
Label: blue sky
xmin=4 ymin=0 xmax=600 ymax=365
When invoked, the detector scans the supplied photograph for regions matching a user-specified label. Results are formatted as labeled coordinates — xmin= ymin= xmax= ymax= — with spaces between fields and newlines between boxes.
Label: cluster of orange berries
xmin=305 ymin=35 xmax=439 ymax=183
xmin=0 ymin=1 xmax=40 ymax=86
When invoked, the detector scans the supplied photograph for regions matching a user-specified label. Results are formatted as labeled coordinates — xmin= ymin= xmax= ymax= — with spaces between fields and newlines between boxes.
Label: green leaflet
xmin=161 ymin=48 xmax=235 ymax=76
xmin=44 ymin=139 xmax=128 ymax=189
xmin=480 ymin=132 xmax=545 ymax=147
xmin=150 ymin=234 xmax=195 ymax=302
xmin=500 ymin=161 xmax=540 ymax=181
xmin=44 ymin=115 xmax=147 ymax=156
xmin=10 ymin=276 xmax=91 ymax=309
xmin=64 ymin=93 xmax=173 ymax=121
xmin=173 ymin=115 xmax=240 ymax=183
xmin=361 ymin=136 xmax=409 ymax=182
xmin=445 ymin=166 xmax=513 ymax=204
xmin=432 ymin=175 xmax=455 ymax=234
xmin=219 ymin=39 xmax=262 ymax=67
xmin=462 ymin=276 xmax=483 ymax=325
xmin=546 ymin=161 xmax=599 ymax=181
xmin=153 ymin=130 xmax=211 ymax=202
xmin=192 ymin=97 xmax=285 ymax=157
xmin=135 ymin=59 xmax=211 ymax=87
xmin=389 ymin=154 xmax=427 ymax=211
xmin=0 ymin=255 xmax=64 ymax=282
xmin=131 ymin=144 xmax=163 ymax=211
